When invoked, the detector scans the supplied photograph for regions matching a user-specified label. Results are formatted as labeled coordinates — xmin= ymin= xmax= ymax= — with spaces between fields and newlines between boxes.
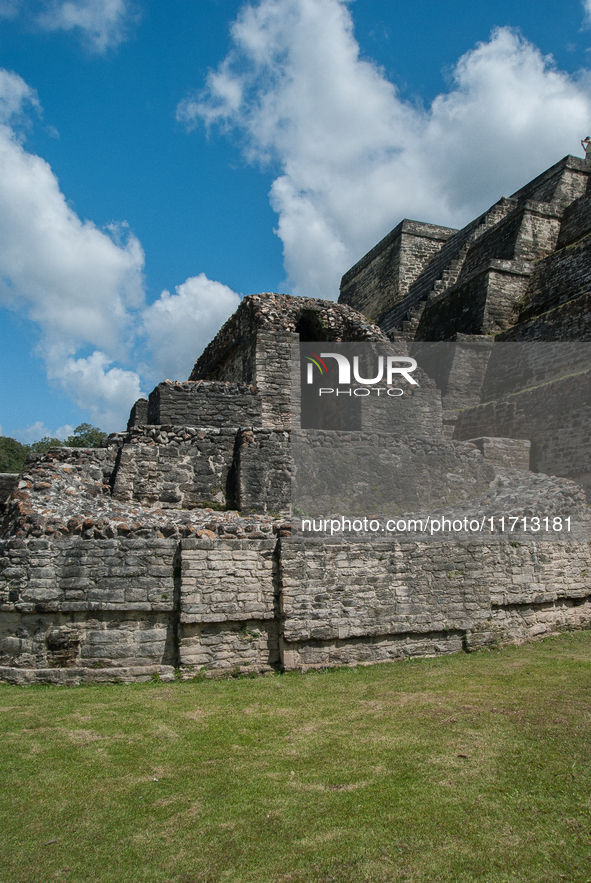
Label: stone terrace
xmin=3 ymin=156 xmax=591 ymax=684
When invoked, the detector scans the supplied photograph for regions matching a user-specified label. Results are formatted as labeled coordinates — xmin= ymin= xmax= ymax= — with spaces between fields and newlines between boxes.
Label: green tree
xmin=64 ymin=424 xmax=107 ymax=448
xmin=0 ymin=423 xmax=107 ymax=474
xmin=29 ymin=437 xmax=63 ymax=453
xmin=0 ymin=436 xmax=29 ymax=473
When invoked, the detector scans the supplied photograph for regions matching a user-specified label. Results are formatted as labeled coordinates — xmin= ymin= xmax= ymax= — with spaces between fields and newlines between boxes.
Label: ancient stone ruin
xmin=2 ymin=153 xmax=591 ymax=683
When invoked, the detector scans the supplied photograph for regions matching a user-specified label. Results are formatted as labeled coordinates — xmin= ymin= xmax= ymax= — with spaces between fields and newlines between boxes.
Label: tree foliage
xmin=0 ymin=436 xmax=29 ymax=473
xmin=28 ymin=437 xmax=63 ymax=454
xmin=0 ymin=424 xmax=107 ymax=472
xmin=64 ymin=423 xmax=107 ymax=448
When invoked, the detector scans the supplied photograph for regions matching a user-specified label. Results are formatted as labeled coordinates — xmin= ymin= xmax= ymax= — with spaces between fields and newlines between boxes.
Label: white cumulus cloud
xmin=45 ymin=349 xmax=144 ymax=429
xmin=13 ymin=420 xmax=74 ymax=444
xmin=14 ymin=420 xmax=54 ymax=444
xmin=142 ymin=274 xmax=241 ymax=382
xmin=0 ymin=69 xmax=241 ymax=432
xmin=0 ymin=67 xmax=40 ymax=123
xmin=0 ymin=69 xmax=146 ymax=430
xmin=0 ymin=70 xmax=145 ymax=355
xmin=179 ymin=0 xmax=591 ymax=299
xmin=36 ymin=0 xmax=137 ymax=53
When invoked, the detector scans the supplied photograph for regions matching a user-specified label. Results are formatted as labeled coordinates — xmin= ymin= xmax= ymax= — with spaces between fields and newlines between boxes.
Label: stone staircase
xmin=383 ymin=197 xmax=518 ymax=340
xmin=397 ymin=245 xmax=471 ymax=338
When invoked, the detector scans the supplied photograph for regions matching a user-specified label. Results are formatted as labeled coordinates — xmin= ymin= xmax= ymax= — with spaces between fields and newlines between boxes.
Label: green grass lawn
xmin=2 ymin=632 xmax=591 ymax=883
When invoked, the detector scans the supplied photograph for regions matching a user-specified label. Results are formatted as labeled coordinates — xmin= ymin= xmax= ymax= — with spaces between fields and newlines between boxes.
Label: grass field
xmin=1 ymin=632 xmax=591 ymax=883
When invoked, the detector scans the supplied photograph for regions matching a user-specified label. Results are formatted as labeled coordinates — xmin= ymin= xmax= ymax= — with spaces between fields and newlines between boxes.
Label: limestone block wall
xmin=479 ymin=342 xmax=591 ymax=401
xmin=147 ymin=381 xmax=261 ymax=428
xmin=516 ymin=234 xmax=591 ymax=322
xmin=278 ymin=538 xmax=591 ymax=669
xmin=0 ymin=536 xmax=176 ymax=616
xmin=190 ymin=294 xmax=387 ymax=382
xmin=1 ymin=523 xmax=590 ymax=682
xmin=253 ymin=331 xmax=297 ymax=430
xmin=0 ymin=536 xmax=178 ymax=684
xmin=189 ymin=306 xmax=259 ymax=383
xmin=179 ymin=620 xmax=280 ymax=674
xmin=375 ymin=198 xmax=518 ymax=335
xmin=497 ymin=291 xmax=591 ymax=342
xmin=185 ymin=331 xmax=295 ymax=430
xmin=467 ymin=437 xmax=531 ymax=471
xmin=487 ymin=596 xmax=591 ymax=645
xmin=179 ymin=539 xmax=277 ymax=622
xmin=0 ymin=609 xmax=176 ymax=677
xmin=236 ymin=429 xmax=292 ymax=515
xmin=189 ymin=294 xmax=389 ymax=430
xmin=360 ymin=388 xmax=444 ymax=436
xmin=0 ymin=408 xmax=294 ymax=681
xmin=457 ymin=202 xmax=562 ymax=282
xmin=111 ymin=429 xmax=238 ymax=509
xmin=292 ymin=432 xmax=495 ymax=517
xmin=127 ymin=398 xmax=148 ymax=429
xmin=509 ymin=154 xmax=589 ymax=207
xmin=0 ymin=444 xmax=286 ymax=542
xmin=556 ymin=196 xmax=591 ymax=248
xmin=0 ymin=534 xmax=283 ymax=681
xmin=416 ymin=260 xmax=532 ymax=340
xmin=453 ymin=370 xmax=591 ymax=484
xmin=279 ymin=539 xmax=489 ymax=646
xmin=367 ymin=157 xmax=590 ymax=340
xmin=339 ymin=219 xmax=456 ymax=322
xmin=411 ymin=338 xmax=493 ymax=413
xmin=106 ymin=423 xmax=293 ymax=514
xmin=412 ymin=199 xmax=565 ymax=342
xmin=178 ymin=538 xmax=280 ymax=674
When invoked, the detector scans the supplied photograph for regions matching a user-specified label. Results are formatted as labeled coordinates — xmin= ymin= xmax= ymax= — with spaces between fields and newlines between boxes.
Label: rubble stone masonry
xmin=3 ymin=155 xmax=591 ymax=683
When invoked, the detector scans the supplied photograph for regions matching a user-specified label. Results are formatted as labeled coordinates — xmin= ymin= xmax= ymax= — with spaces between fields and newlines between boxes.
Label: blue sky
xmin=2 ymin=0 xmax=591 ymax=440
